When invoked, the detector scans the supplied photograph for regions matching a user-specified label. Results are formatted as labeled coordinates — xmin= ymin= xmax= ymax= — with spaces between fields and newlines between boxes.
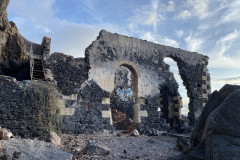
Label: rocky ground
xmin=0 ymin=138 xmax=72 ymax=160
xmin=60 ymin=131 xmax=182 ymax=160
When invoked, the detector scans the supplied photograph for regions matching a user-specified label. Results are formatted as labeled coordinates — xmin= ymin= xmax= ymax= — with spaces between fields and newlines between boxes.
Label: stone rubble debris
xmin=60 ymin=132 xmax=181 ymax=160
xmin=0 ymin=127 xmax=14 ymax=140
xmin=130 ymin=129 xmax=140 ymax=136
xmin=49 ymin=131 xmax=62 ymax=147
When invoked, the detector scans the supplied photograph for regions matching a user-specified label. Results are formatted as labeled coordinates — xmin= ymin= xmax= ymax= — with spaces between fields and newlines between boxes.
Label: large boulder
xmin=1 ymin=138 xmax=72 ymax=160
xmin=0 ymin=0 xmax=29 ymax=79
xmin=203 ymin=89 xmax=240 ymax=160
xmin=183 ymin=84 xmax=240 ymax=160
xmin=190 ymin=90 xmax=222 ymax=147
xmin=191 ymin=84 xmax=240 ymax=148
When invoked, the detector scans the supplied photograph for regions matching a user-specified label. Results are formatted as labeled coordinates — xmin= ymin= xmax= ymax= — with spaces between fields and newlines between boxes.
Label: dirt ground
xmin=60 ymin=131 xmax=182 ymax=160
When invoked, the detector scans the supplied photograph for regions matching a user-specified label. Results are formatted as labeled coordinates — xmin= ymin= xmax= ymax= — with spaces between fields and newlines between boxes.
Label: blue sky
xmin=7 ymin=0 xmax=240 ymax=111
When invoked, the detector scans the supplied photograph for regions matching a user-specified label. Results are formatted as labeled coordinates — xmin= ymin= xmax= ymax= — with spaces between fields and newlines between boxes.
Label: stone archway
xmin=110 ymin=61 xmax=139 ymax=129
xmin=114 ymin=61 xmax=139 ymax=102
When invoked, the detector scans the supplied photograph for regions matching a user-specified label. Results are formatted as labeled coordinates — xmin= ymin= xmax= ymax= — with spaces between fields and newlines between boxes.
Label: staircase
xmin=31 ymin=58 xmax=45 ymax=80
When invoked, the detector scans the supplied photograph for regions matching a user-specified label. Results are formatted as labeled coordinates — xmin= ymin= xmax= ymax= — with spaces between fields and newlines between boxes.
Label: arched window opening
xmin=163 ymin=57 xmax=189 ymax=117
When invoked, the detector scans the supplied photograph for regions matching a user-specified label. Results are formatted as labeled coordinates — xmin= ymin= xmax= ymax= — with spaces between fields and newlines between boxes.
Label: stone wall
xmin=61 ymin=80 xmax=113 ymax=134
xmin=0 ymin=75 xmax=62 ymax=139
xmin=0 ymin=0 xmax=211 ymax=135
xmin=45 ymin=52 xmax=88 ymax=95
xmin=85 ymin=30 xmax=210 ymax=126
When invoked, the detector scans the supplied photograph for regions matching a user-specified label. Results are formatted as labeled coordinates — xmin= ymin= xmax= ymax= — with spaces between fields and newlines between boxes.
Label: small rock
xmin=0 ymin=130 xmax=4 ymax=140
xmin=123 ymin=149 xmax=127 ymax=153
xmin=102 ymin=129 xmax=111 ymax=136
xmin=13 ymin=151 xmax=22 ymax=159
xmin=176 ymin=137 xmax=190 ymax=154
xmin=0 ymin=153 xmax=12 ymax=160
xmin=0 ymin=129 xmax=13 ymax=140
xmin=84 ymin=143 xmax=110 ymax=156
xmin=116 ymin=133 xmax=123 ymax=137
xmin=50 ymin=132 xmax=61 ymax=147
xmin=130 ymin=129 xmax=139 ymax=136
xmin=0 ymin=152 xmax=3 ymax=157
xmin=147 ymin=138 xmax=157 ymax=144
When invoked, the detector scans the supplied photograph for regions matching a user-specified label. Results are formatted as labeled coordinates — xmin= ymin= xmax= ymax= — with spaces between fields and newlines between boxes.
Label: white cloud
xmin=159 ymin=37 xmax=179 ymax=48
xmin=220 ymin=1 xmax=240 ymax=24
xmin=209 ymin=55 xmax=240 ymax=69
xmin=175 ymin=30 xmax=184 ymax=38
xmin=140 ymin=32 xmax=179 ymax=48
xmin=129 ymin=0 xmax=165 ymax=32
xmin=214 ymin=77 xmax=240 ymax=85
xmin=7 ymin=0 xmax=128 ymax=58
xmin=216 ymin=29 xmax=239 ymax=58
xmin=146 ymin=11 xmax=158 ymax=25
xmin=11 ymin=17 xmax=25 ymax=26
xmin=211 ymin=76 xmax=240 ymax=91
xmin=145 ymin=0 xmax=161 ymax=32
xmin=184 ymin=34 xmax=203 ymax=52
xmin=140 ymin=32 xmax=158 ymax=43
xmin=187 ymin=0 xmax=209 ymax=19
xmin=128 ymin=23 xmax=136 ymax=30
xmin=216 ymin=29 xmax=239 ymax=56
xmin=166 ymin=1 xmax=175 ymax=12
xmin=198 ymin=24 xmax=210 ymax=31
xmin=35 ymin=25 xmax=51 ymax=33
xmin=208 ymin=29 xmax=240 ymax=67
xmin=176 ymin=10 xmax=191 ymax=20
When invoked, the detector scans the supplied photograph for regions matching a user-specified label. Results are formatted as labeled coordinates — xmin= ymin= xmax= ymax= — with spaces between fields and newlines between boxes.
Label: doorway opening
xmin=163 ymin=57 xmax=189 ymax=122
xmin=110 ymin=64 xmax=138 ymax=130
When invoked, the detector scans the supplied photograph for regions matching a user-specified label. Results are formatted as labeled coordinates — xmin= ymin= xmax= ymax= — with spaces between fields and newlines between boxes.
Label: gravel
xmin=60 ymin=131 xmax=181 ymax=160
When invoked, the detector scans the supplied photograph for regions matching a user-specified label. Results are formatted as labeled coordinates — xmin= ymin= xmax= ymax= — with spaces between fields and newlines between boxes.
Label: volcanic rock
xmin=0 ymin=0 xmax=29 ymax=79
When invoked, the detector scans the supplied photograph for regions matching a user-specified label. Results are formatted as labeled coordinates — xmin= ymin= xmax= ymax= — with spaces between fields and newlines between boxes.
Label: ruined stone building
xmin=0 ymin=0 xmax=211 ymax=138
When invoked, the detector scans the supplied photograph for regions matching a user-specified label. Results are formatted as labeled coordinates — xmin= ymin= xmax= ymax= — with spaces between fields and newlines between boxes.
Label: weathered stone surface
xmin=86 ymin=30 xmax=210 ymax=127
xmin=84 ymin=143 xmax=111 ymax=156
xmin=176 ymin=137 xmax=190 ymax=154
xmin=191 ymin=84 xmax=240 ymax=148
xmin=1 ymin=138 xmax=72 ymax=160
xmin=130 ymin=129 xmax=140 ymax=136
xmin=0 ymin=152 xmax=12 ymax=160
xmin=186 ymin=85 xmax=240 ymax=160
xmin=0 ymin=0 xmax=9 ymax=30
xmin=0 ymin=75 xmax=62 ymax=139
xmin=50 ymin=132 xmax=61 ymax=147
xmin=13 ymin=151 xmax=22 ymax=159
xmin=204 ymin=89 xmax=240 ymax=160
xmin=45 ymin=52 xmax=88 ymax=95
xmin=190 ymin=90 xmax=222 ymax=147
xmin=60 ymin=80 xmax=113 ymax=134
xmin=0 ymin=1 xmax=211 ymax=135
xmin=0 ymin=0 xmax=29 ymax=80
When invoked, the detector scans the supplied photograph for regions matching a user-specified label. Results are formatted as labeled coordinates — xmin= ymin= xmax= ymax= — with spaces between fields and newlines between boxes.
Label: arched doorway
xmin=160 ymin=57 xmax=190 ymax=127
xmin=110 ymin=62 xmax=139 ymax=130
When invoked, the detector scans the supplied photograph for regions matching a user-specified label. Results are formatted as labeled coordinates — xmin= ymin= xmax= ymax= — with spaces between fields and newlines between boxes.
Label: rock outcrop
xmin=171 ymin=84 xmax=240 ymax=160
xmin=0 ymin=0 xmax=29 ymax=80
